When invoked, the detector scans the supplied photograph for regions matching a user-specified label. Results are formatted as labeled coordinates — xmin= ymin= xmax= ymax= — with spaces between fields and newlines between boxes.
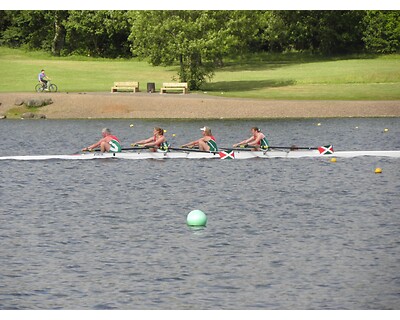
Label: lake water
xmin=0 ymin=118 xmax=399 ymax=310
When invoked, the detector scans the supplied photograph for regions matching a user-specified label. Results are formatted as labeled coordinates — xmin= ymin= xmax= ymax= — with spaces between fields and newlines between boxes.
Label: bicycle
xmin=35 ymin=80 xmax=58 ymax=93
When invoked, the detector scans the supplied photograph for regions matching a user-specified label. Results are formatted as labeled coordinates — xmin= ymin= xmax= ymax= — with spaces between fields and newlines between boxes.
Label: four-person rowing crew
xmin=82 ymin=126 xmax=269 ymax=153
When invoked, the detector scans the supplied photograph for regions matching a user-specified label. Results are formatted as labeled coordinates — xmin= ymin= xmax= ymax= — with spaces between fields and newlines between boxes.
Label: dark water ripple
xmin=0 ymin=118 xmax=399 ymax=309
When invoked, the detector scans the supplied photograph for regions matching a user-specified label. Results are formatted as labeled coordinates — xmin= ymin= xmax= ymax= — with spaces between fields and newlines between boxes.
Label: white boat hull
xmin=0 ymin=149 xmax=399 ymax=161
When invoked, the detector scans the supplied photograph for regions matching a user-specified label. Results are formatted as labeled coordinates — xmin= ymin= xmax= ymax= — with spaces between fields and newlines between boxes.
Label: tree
xmin=363 ymin=11 xmax=400 ymax=53
xmin=0 ymin=11 xmax=68 ymax=56
xmin=1 ymin=10 xmax=397 ymax=60
xmin=0 ymin=11 xmax=53 ymax=50
xmin=265 ymin=11 xmax=365 ymax=54
xmin=129 ymin=11 xmax=261 ymax=90
xmin=52 ymin=11 xmax=68 ymax=56
xmin=64 ymin=11 xmax=131 ymax=58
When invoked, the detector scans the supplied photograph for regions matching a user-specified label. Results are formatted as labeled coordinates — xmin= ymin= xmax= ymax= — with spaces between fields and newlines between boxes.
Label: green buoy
xmin=187 ymin=210 xmax=207 ymax=226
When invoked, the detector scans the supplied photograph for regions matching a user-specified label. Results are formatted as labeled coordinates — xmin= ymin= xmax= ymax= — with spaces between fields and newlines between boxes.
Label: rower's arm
xmin=132 ymin=137 xmax=153 ymax=145
xmin=250 ymin=135 xmax=262 ymax=145
xmin=182 ymin=138 xmax=200 ymax=147
xmin=233 ymin=137 xmax=253 ymax=147
xmin=83 ymin=138 xmax=102 ymax=151
xmin=147 ymin=136 xmax=165 ymax=147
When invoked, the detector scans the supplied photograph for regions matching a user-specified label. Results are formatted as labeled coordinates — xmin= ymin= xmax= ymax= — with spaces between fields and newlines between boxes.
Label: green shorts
xmin=109 ymin=139 xmax=121 ymax=152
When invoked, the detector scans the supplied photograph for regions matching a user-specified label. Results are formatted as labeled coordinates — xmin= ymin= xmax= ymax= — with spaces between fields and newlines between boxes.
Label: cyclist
xmin=38 ymin=69 xmax=49 ymax=90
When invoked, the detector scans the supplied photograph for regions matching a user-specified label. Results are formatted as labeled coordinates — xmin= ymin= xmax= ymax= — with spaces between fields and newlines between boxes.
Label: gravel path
xmin=1 ymin=92 xmax=400 ymax=119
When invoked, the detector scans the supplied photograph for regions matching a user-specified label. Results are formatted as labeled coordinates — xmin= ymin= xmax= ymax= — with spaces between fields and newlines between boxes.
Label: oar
xmin=169 ymin=146 xmax=219 ymax=153
xmin=78 ymin=145 xmax=148 ymax=153
xmin=222 ymin=144 xmax=332 ymax=151
xmin=219 ymin=147 xmax=257 ymax=151
xmin=268 ymin=145 xmax=334 ymax=153
xmin=269 ymin=145 xmax=319 ymax=150
xmin=123 ymin=145 xmax=150 ymax=151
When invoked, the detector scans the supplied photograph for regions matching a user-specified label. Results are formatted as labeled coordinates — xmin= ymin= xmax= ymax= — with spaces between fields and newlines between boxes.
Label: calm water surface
xmin=0 ymin=118 xmax=399 ymax=309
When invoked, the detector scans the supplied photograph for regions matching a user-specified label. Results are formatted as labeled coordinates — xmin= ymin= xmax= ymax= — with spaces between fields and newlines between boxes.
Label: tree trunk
xmin=51 ymin=11 xmax=67 ymax=56
xmin=179 ymin=54 xmax=186 ymax=82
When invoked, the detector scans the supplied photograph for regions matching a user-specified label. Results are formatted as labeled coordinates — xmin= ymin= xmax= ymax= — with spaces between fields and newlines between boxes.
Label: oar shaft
xmin=220 ymin=146 xmax=322 ymax=151
xmin=269 ymin=146 xmax=318 ymax=150
xmin=219 ymin=147 xmax=255 ymax=151
xmin=168 ymin=147 xmax=218 ymax=153
xmin=122 ymin=146 xmax=149 ymax=151
xmin=80 ymin=146 xmax=147 ymax=153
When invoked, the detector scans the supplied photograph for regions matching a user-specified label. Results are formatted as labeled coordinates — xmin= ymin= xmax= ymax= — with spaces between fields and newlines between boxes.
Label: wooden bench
xmin=160 ymin=82 xmax=188 ymax=94
xmin=111 ymin=81 xmax=139 ymax=93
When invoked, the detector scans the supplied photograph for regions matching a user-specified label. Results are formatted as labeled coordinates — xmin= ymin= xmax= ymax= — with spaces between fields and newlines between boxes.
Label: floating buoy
xmin=164 ymin=129 xmax=167 ymax=133
xmin=384 ymin=128 xmax=389 ymax=132
xmin=187 ymin=210 xmax=207 ymax=227
xmin=317 ymin=123 xmax=321 ymax=126
xmin=330 ymin=157 xmax=337 ymax=162
xmin=172 ymin=133 xmax=176 ymax=137
xmin=130 ymin=124 xmax=134 ymax=128
xmin=375 ymin=168 xmax=382 ymax=174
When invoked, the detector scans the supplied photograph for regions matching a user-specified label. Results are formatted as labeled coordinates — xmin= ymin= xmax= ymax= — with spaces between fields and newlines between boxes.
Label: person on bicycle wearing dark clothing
xmin=38 ymin=69 xmax=49 ymax=89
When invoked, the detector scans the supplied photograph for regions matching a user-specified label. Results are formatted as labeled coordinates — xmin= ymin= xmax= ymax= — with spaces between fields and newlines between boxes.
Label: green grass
xmin=0 ymin=47 xmax=178 ymax=92
xmin=1 ymin=47 xmax=400 ymax=100
xmin=5 ymin=105 xmax=41 ymax=119
xmin=204 ymin=53 xmax=400 ymax=100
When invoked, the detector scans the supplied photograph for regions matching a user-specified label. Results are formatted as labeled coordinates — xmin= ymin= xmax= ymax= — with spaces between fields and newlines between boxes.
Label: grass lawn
xmin=1 ymin=47 xmax=400 ymax=100
xmin=0 ymin=47 xmax=177 ymax=93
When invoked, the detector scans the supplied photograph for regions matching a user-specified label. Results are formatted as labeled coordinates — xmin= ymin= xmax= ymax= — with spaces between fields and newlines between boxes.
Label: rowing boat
xmin=1 ymin=149 xmax=399 ymax=161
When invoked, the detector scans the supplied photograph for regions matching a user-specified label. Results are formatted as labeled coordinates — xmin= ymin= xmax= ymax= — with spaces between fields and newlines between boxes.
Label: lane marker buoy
xmin=375 ymin=168 xmax=382 ymax=174
xmin=187 ymin=210 xmax=207 ymax=227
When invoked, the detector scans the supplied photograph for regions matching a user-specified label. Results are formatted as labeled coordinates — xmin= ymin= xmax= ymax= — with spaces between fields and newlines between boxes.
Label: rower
xmin=82 ymin=127 xmax=122 ymax=153
xmin=132 ymin=127 xmax=169 ymax=152
xmin=182 ymin=126 xmax=218 ymax=151
xmin=233 ymin=127 xmax=269 ymax=150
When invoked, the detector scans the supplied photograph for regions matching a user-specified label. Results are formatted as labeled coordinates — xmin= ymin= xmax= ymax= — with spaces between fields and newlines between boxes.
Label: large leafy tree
xmin=363 ymin=11 xmax=400 ymax=53
xmin=129 ymin=11 xmax=261 ymax=90
xmin=1 ymin=10 xmax=398 ymax=61
xmin=65 ymin=11 xmax=131 ymax=58
xmin=265 ymin=11 xmax=366 ymax=54
xmin=0 ymin=11 xmax=54 ymax=50
xmin=0 ymin=10 xmax=131 ymax=58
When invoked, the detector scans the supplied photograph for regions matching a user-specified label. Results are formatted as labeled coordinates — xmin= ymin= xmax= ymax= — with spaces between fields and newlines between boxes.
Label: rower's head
xmin=200 ymin=126 xmax=212 ymax=136
xmin=154 ymin=127 xmax=164 ymax=136
xmin=251 ymin=127 xmax=261 ymax=134
xmin=102 ymin=127 xmax=111 ymax=136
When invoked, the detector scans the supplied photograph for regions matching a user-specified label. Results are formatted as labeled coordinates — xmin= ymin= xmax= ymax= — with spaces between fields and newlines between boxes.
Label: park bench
xmin=160 ymin=82 xmax=188 ymax=94
xmin=111 ymin=81 xmax=139 ymax=93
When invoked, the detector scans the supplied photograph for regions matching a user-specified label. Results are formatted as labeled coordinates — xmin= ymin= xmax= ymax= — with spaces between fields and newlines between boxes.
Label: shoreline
xmin=1 ymin=92 xmax=400 ymax=119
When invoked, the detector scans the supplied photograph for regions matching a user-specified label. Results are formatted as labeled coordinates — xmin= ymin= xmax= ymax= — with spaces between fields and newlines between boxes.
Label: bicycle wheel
xmin=35 ymin=83 xmax=44 ymax=92
xmin=49 ymin=84 xmax=58 ymax=92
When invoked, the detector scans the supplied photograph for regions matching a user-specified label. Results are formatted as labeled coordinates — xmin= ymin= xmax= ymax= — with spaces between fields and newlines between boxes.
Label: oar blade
xmin=219 ymin=150 xmax=235 ymax=159
xmin=317 ymin=145 xmax=334 ymax=154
